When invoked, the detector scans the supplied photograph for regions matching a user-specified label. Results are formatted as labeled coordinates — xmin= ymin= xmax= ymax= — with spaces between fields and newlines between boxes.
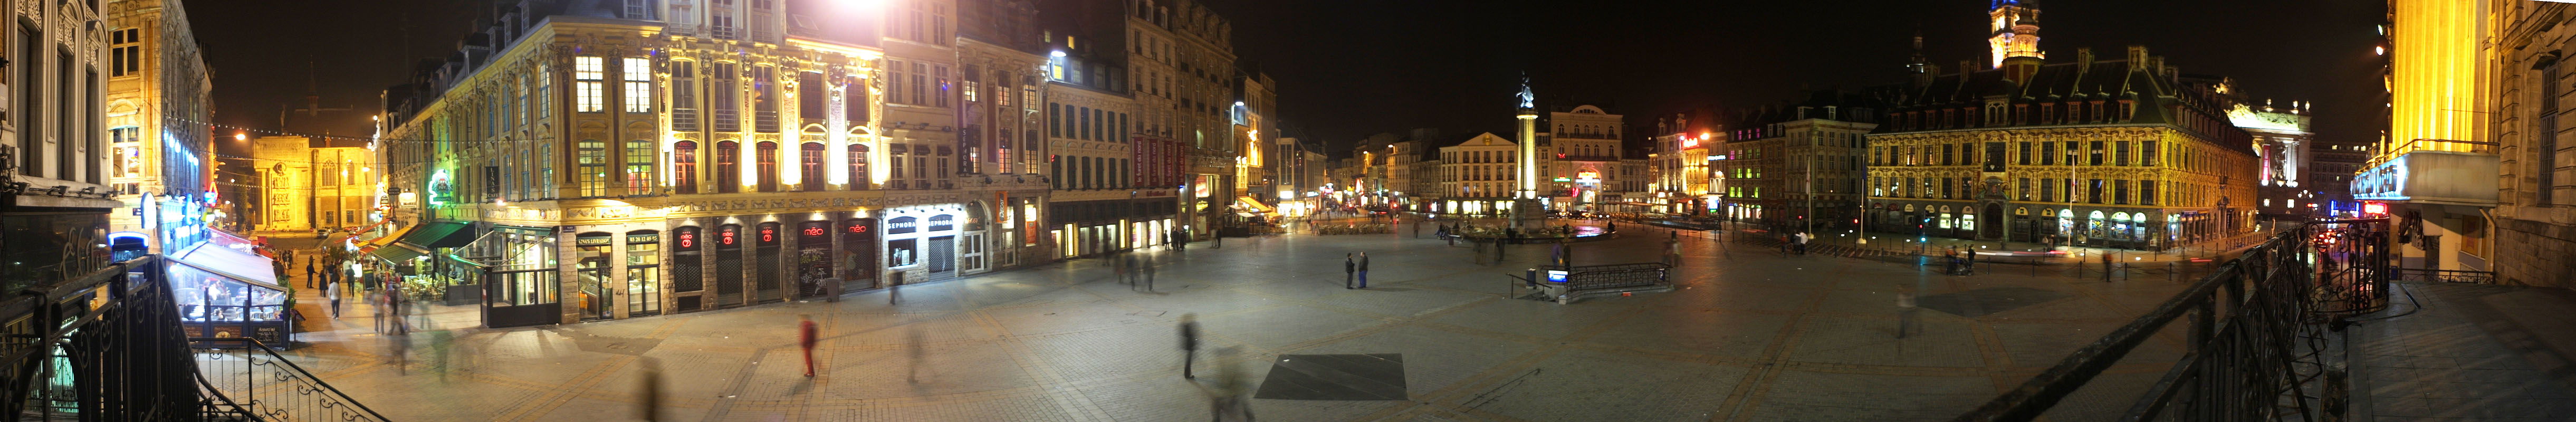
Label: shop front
xmin=170 ymin=234 xmax=293 ymax=347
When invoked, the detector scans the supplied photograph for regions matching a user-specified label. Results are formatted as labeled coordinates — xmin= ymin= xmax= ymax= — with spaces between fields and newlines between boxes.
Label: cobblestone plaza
xmin=263 ymin=222 xmax=2215 ymax=421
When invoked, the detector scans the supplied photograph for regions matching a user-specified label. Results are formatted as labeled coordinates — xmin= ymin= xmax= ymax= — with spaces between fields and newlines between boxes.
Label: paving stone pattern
xmin=253 ymin=221 xmax=2209 ymax=421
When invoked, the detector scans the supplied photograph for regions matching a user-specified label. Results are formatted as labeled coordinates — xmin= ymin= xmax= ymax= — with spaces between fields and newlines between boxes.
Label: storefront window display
xmin=170 ymin=239 xmax=292 ymax=346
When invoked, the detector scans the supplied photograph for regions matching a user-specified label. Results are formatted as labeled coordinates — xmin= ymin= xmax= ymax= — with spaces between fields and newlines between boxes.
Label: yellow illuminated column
xmin=2387 ymin=0 xmax=2491 ymax=156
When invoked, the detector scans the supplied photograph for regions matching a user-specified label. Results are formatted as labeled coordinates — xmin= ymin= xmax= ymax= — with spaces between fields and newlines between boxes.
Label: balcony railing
xmin=672 ymin=108 xmax=701 ymax=131
xmin=712 ymin=108 xmax=741 ymax=132
xmin=2368 ymin=138 xmax=2496 ymax=167
xmin=1953 ymin=218 xmax=2389 ymax=421
xmin=754 ymin=110 xmax=780 ymax=132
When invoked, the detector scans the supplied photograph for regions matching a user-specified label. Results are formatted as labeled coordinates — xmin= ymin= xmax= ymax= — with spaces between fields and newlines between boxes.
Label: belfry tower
xmin=1989 ymin=0 xmax=2044 ymax=81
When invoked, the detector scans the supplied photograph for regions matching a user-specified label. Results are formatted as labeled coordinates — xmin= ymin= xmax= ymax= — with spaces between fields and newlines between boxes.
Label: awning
xmin=398 ymin=222 xmax=476 ymax=248
xmin=356 ymin=224 xmax=415 ymax=249
xmin=368 ymin=243 xmax=431 ymax=263
xmin=172 ymin=242 xmax=280 ymax=287
xmin=1234 ymin=196 xmax=1276 ymax=214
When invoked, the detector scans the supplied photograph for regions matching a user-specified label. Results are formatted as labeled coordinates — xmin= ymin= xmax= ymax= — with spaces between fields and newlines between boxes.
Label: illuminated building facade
xmin=1547 ymin=105 xmax=1627 ymax=212
xmin=380 ymin=0 xmax=919 ymax=325
xmin=1650 ymin=110 xmax=1723 ymax=216
xmin=1711 ymin=93 xmax=1877 ymax=229
xmin=0 ymin=0 xmax=120 ymax=287
xmin=955 ymin=0 xmax=1053 ymax=271
xmin=2359 ymin=0 xmax=2498 ymax=275
xmin=2227 ymin=101 xmax=2316 ymax=221
xmin=105 ymin=0 xmax=215 ymax=254
xmin=1437 ymin=132 xmax=1523 ymax=216
xmin=1866 ymin=42 xmax=2259 ymax=250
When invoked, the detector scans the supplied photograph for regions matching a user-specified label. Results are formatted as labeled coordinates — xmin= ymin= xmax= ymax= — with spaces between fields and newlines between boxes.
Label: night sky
xmin=188 ymin=0 xmax=2385 ymax=157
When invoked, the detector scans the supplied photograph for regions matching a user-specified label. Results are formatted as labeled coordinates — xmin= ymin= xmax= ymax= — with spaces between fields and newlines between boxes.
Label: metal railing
xmin=2 ymin=256 xmax=225 ymax=421
xmin=193 ymin=338 xmax=390 ymax=422
xmin=2393 ymin=267 xmax=2495 ymax=284
xmin=2367 ymin=138 xmax=2498 ymax=167
xmin=1952 ymin=218 xmax=2388 ymax=421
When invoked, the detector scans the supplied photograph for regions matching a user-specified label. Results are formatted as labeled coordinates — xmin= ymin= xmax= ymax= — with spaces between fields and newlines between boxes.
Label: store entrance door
xmin=714 ymin=225 xmax=744 ymax=308
xmin=959 ymin=232 xmax=987 ymax=274
xmin=576 ymin=257 xmax=610 ymax=321
xmin=928 ymin=236 xmax=956 ymax=275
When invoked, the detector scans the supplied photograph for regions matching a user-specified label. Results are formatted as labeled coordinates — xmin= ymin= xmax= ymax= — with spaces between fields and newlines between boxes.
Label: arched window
xmin=849 ymin=143 xmax=872 ymax=190
xmin=578 ymin=140 xmax=608 ymax=197
xmin=715 ymin=140 xmax=740 ymax=193
xmin=625 ymin=139 xmax=655 ymax=196
xmin=756 ymin=141 xmax=780 ymax=192
xmin=673 ymin=141 xmax=699 ymax=194
xmin=800 ymin=142 xmax=826 ymax=191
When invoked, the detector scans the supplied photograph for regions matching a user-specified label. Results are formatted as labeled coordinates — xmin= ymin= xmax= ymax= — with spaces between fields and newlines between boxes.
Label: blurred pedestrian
xmin=638 ymin=357 xmax=665 ymax=421
xmin=1356 ymin=253 xmax=1370 ymax=289
xmin=1344 ymin=253 xmax=1356 ymax=289
xmin=799 ymin=314 xmax=819 ymax=377
xmin=1198 ymin=347 xmax=1255 ymax=422
xmin=2102 ymin=254 xmax=2114 ymax=282
xmin=1896 ymin=291 xmax=1921 ymax=339
xmin=1178 ymin=313 xmax=1201 ymax=379
xmin=388 ymin=312 xmax=411 ymax=376
xmin=1118 ymin=252 xmax=1135 ymax=285
xmin=1141 ymin=255 xmax=1158 ymax=291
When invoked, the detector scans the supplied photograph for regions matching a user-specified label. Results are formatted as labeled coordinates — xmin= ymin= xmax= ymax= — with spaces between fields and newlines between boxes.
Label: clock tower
xmin=1988 ymin=0 xmax=2044 ymax=82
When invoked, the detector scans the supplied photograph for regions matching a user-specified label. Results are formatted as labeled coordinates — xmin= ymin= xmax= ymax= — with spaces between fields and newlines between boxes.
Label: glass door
xmin=625 ymin=232 xmax=661 ymax=316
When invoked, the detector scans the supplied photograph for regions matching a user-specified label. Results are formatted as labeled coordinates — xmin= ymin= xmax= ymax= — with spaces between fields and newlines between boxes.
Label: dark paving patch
xmin=1253 ymin=353 xmax=1409 ymax=400
xmin=568 ymin=334 xmax=663 ymax=356
xmin=1918 ymin=286 xmax=2068 ymax=318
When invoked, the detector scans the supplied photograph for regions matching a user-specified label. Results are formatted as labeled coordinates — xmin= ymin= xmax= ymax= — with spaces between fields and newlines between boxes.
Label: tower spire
xmin=1907 ymin=29 xmax=1927 ymax=74
xmin=1988 ymin=0 xmax=2044 ymax=69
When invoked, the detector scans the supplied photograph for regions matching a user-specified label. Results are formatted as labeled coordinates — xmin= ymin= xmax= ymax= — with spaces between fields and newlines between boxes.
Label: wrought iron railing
xmin=2 ymin=256 xmax=218 ymax=420
xmin=2393 ymin=267 xmax=2495 ymax=284
xmin=1952 ymin=218 xmax=2388 ymax=421
xmin=192 ymin=337 xmax=389 ymax=422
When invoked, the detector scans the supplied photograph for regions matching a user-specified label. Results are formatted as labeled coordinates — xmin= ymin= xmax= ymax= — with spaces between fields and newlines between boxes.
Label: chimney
xmin=1918 ymin=63 xmax=1942 ymax=87
xmin=2126 ymin=45 xmax=2149 ymax=71
xmin=2148 ymin=55 xmax=2166 ymax=75
xmin=1960 ymin=60 xmax=1976 ymax=75
xmin=2076 ymin=47 xmax=2094 ymax=68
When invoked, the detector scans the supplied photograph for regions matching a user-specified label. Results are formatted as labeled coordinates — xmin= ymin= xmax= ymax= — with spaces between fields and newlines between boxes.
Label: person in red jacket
xmin=799 ymin=314 xmax=819 ymax=377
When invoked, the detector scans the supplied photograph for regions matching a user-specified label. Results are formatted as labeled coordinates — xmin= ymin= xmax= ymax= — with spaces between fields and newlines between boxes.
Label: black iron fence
xmin=2 ymin=256 xmax=223 ymax=421
xmin=1951 ymin=218 xmax=2389 ymax=421
xmin=2393 ymin=267 xmax=2496 ymax=284
xmin=192 ymin=338 xmax=389 ymax=422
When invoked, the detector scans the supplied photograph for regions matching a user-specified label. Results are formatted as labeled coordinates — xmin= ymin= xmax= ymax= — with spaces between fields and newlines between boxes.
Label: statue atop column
xmin=1515 ymin=74 xmax=1536 ymax=112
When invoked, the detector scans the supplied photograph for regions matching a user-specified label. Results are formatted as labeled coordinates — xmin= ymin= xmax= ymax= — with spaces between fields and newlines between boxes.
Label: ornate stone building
xmin=1863 ymin=1 xmax=2257 ymax=250
xmin=104 ymin=0 xmax=212 ymax=253
xmin=380 ymin=0 xmax=936 ymax=326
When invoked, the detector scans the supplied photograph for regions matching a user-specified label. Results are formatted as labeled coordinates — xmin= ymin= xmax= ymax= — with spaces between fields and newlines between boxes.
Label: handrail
xmin=1952 ymin=218 xmax=2387 ymax=421
xmin=193 ymin=337 xmax=393 ymax=422
xmin=2367 ymin=138 xmax=2499 ymax=166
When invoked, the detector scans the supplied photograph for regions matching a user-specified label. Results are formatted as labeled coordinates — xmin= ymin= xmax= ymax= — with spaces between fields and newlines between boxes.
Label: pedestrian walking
xmin=799 ymin=314 xmax=819 ymax=377
xmin=1356 ymin=253 xmax=1370 ymax=289
xmin=1963 ymin=249 xmax=1976 ymax=275
xmin=1120 ymin=252 xmax=1137 ymax=284
xmin=1896 ymin=292 xmax=1921 ymax=338
xmin=1198 ymin=347 xmax=1255 ymax=422
xmin=1178 ymin=313 xmax=1201 ymax=379
xmin=1344 ymin=253 xmax=1357 ymax=289
xmin=2102 ymin=254 xmax=2114 ymax=282
xmin=388 ymin=316 xmax=411 ymax=376
xmin=1471 ymin=237 xmax=1487 ymax=263
xmin=1141 ymin=255 xmax=1158 ymax=291
xmin=326 ymin=277 xmax=342 ymax=318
